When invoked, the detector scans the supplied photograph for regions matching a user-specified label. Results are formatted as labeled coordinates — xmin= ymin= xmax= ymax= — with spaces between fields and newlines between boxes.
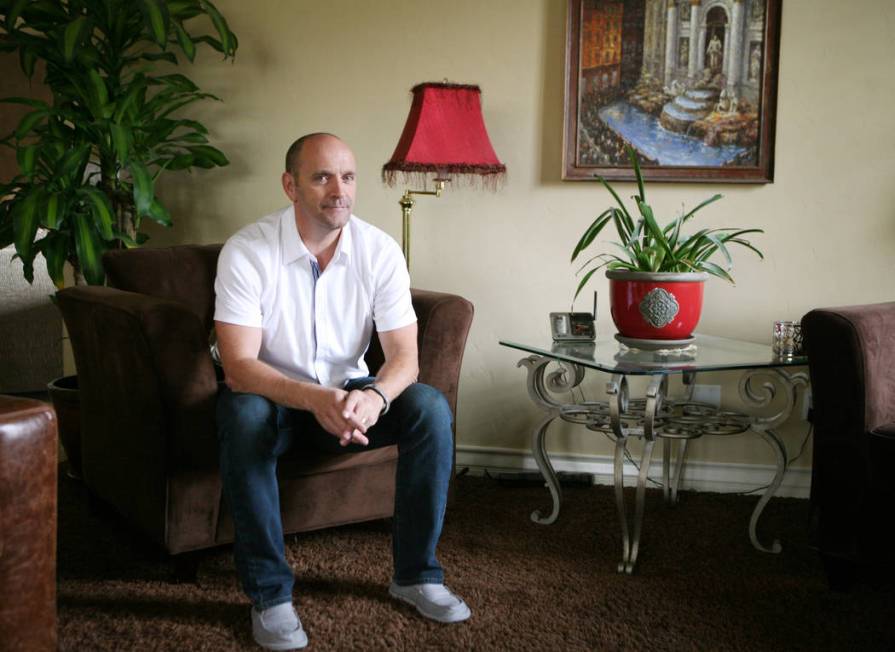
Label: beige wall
xmin=98 ymin=0 xmax=895 ymax=465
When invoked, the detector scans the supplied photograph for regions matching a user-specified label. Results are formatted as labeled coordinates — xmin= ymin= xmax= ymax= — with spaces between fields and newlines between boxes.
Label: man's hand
xmin=308 ymin=386 xmax=370 ymax=447
xmin=340 ymin=388 xmax=385 ymax=444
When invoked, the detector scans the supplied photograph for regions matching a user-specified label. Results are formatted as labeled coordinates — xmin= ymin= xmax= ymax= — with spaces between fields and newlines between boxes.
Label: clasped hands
xmin=314 ymin=386 xmax=385 ymax=447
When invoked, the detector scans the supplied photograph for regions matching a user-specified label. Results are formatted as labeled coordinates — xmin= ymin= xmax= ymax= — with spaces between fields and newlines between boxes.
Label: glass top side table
xmin=499 ymin=334 xmax=809 ymax=574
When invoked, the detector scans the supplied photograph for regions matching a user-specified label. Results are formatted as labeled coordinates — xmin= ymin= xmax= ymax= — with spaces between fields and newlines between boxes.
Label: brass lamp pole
xmin=398 ymin=179 xmax=446 ymax=270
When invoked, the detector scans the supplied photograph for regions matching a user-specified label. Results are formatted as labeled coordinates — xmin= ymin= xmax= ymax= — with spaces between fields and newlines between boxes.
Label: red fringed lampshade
xmin=382 ymin=82 xmax=506 ymax=187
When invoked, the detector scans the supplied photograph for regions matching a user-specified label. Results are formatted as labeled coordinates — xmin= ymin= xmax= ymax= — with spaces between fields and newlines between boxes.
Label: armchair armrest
xmin=802 ymin=302 xmax=895 ymax=436
xmin=411 ymin=289 xmax=474 ymax=419
xmin=56 ymin=286 xmax=219 ymax=501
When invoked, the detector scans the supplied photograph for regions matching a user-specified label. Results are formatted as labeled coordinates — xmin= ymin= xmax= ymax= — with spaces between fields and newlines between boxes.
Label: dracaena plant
xmin=0 ymin=0 xmax=237 ymax=287
xmin=571 ymin=146 xmax=764 ymax=301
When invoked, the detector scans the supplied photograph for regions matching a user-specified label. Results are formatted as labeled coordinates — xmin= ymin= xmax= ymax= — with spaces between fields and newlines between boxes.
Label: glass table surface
xmin=499 ymin=333 xmax=807 ymax=376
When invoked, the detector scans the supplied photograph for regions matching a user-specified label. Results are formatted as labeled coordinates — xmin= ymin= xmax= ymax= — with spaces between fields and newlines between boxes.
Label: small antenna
xmin=592 ymin=290 xmax=597 ymax=319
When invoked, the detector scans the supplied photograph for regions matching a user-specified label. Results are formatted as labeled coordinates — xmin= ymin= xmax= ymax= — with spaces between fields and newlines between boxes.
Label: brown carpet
xmin=57 ymin=471 xmax=895 ymax=651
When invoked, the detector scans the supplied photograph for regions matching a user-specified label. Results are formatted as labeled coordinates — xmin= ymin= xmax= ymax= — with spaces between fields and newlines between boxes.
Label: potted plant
xmin=0 ymin=0 xmax=237 ymax=476
xmin=571 ymin=147 xmax=764 ymax=343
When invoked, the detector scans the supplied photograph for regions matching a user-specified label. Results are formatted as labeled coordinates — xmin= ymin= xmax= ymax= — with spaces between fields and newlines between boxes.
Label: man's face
xmin=284 ymin=136 xmax=357 ymax=233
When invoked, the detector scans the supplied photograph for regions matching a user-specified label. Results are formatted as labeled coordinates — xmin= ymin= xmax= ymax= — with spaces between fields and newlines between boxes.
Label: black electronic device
xmin=550 ymin=291 xmax=597 ymax=341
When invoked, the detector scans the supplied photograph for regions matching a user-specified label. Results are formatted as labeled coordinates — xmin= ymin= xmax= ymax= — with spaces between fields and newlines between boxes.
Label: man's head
xmin=282 ymin=133 xmax=356 ymax=236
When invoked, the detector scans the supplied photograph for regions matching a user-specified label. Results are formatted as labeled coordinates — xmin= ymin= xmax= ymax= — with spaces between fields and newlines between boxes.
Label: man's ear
xmin=282 ymin=171 xmax=297 ymax=201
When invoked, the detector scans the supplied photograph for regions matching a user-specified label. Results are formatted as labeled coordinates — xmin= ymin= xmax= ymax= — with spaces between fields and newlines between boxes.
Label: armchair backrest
xmin=104 ymin=244 xmax=222 ymax=333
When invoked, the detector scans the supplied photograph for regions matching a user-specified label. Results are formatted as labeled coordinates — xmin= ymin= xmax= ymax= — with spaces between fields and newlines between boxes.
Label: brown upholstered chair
xmin=0 ymin=396 xmax=57 ymax=651
xmin=55 ymin=244 xmax=473 ymax=560
xmin=801 ymin=302 xmax=895 ymax=589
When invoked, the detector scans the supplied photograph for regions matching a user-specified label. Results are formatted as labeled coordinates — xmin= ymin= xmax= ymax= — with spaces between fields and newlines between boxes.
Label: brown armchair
xmin=801 ymin=302 xmax=895 ymax=589
xmin=55 ymin=244 xmax=473 ymax=559
xmin=0 ymin=396 xmax=57 ymax=651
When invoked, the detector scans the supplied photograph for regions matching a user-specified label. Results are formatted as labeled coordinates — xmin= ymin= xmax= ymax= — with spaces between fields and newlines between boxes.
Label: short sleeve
xmin=214 ymin=237 xmax=264 ymax=327
xmin=372 ymin=237 xmax=416 ymax=332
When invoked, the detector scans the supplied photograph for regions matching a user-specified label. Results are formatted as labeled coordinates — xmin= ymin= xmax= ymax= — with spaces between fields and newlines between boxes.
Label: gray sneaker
xmin=251 ymin=602 xmax=308 ymax=650
xmin=388 ymin=582 xmax=471 ymax=623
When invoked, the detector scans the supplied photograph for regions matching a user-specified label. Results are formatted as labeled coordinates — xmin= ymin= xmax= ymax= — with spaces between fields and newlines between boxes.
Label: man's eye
xmin=343 ymin=174 xmax=355 ymax=183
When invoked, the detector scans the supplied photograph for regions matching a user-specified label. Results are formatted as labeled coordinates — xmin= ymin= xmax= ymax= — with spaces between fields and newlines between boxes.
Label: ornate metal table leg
xmin=517 ymin=355 xmax=586 ymax=526
xmin=739 ymin=367 xmax=810 ymax=554
xmin=748 ymin=428 xmax=785 ymax=553
xmin=610 ymin=373 xmax=667 ymax=574
xmin=662 ymin=438 xmax=688 ymax=505
xmin=531 ymin=410 xmax=562 ymax=524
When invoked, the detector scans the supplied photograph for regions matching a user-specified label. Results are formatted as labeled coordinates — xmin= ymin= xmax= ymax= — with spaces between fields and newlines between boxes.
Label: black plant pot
xmin=47 ymin=375 xmax=81 ymax=479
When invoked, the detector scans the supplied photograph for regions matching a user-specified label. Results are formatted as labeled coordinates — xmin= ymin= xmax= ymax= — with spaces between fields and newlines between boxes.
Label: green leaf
xmin=138 ymin=0 xmax=171 ymax=48
xmin=155 ymin=73 xmax=199 ymax=92
xmin=0 ymin=96 xmax=50 ymax=110
xmin=187 ymin=144 xmax=228 ymax=166
xmin=129 ymin=160 xmax=154 ymax=215
xmin=63 ymin=16 xmax=90 ymax=63
xmin=596 ymin=176 xmax=634 ymax=232
xmin=110 ymin=123 xmax=131 ymax=163
xmin=680 ymin=194 xmax=723 ymax=223
xmin=57 ymin=144 xmax=91 ymax=182
xmin=174 ymin=21 xmax=196 ymax=62
xmin=18 ymin=46 xmax=36 ymax=78
xmin=146 ymin=197 xmax=172 ymax=226
xmin=15 ymin=109 xmax=47 ymax=139
xmin=72 ymin=215 xmax=105 ymax=285
xmin=573 ymin=267 xmax=600 ymax=302
xmin=200 ymin=0 xmax=236 ymax=56
xmin=112 ymin=229 xmax=141 ymax=248
xmin=87 ymin=69 xmax=109 ymax=115
xmin=627 ymin=146 xmax=646 ymax=202
xmin=637 ymin=199 xmax=674 ymax=263
xmin=42 ymin=193 xmax=62 ymax=229
xmin=12 ymin=187 xmax=41 ymax=264
xmin=699 ymin=260 xmax=735 ymax=284
xmin=5 ymin=0 xmax=28 ymax=31
xmin=167 ymin=0 xmax=203 ymax=19
xmin=139 ymin=51 xmax=178 ymax=64
xmin=77 ymin=187 xmax=115 ymax=240
xmin=571 ymin=209 xmax=612 ymax=262
xmin=40 ymin=233 xmax=68 ymax=289
xmin=16 ymin=144 xmax=37 ymax=176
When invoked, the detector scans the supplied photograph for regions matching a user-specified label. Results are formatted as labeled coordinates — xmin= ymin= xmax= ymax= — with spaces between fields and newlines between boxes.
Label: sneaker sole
xmin=252 ymin=632 xmax=308 ymax=651
xmin=388 ymin=586 xmax=471 ymax=624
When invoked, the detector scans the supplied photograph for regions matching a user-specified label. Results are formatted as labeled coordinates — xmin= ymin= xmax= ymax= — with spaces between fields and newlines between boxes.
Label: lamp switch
xmin=691 ymin=384 xmax=721 ymax=408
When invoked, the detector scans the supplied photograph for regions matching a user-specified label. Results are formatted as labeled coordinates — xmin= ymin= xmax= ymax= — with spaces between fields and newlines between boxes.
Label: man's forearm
xmin=369 ymin=353 xmax=419 ymax=406
xmin=224 ymin=357 xmax=326 ymax=411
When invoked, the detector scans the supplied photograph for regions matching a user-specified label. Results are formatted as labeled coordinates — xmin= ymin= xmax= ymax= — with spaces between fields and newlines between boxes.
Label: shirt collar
xmin=281 ymin=205 xmax=354 ymax=267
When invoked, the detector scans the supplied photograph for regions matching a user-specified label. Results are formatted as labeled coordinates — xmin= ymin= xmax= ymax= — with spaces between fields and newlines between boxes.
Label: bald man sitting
xmin=214 ymin=133 xmax=469 ymax=650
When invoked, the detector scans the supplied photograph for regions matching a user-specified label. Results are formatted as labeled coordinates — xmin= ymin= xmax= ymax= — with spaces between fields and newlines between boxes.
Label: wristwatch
xmin=362 ymin=383 xmax=390 ymax=415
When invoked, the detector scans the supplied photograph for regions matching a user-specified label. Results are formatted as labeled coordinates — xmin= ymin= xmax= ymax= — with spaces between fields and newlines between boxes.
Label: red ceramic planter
xmin=606 ymin=270 xmax=708 ymax=340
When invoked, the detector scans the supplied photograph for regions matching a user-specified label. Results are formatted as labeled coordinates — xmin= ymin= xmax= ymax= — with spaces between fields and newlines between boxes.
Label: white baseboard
xmin=456 ymin=444 xmax=811 ymax=498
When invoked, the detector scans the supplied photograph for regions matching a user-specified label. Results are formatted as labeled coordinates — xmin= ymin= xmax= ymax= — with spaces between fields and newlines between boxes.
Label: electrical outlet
xmin=801 ymin=389 xmax=812 ymax=420
xmin=691 ymin=384 xmax=721 ymax=408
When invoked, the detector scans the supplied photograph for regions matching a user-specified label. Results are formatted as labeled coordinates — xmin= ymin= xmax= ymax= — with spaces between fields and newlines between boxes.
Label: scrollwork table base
xmin=501 ymin=335 xmax=809 ymax=575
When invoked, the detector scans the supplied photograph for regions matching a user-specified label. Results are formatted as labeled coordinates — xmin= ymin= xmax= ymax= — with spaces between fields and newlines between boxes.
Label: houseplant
xmin=0 ymin=0 xmax=237 ymax=477
xmin=571 ymin=147 xmax=764 ymax=341
xmin=0 ymin=0 xmax=237 ymax=287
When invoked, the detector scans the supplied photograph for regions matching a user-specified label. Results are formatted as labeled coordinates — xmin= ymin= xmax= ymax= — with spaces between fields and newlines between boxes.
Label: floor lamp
xmin=382 ymin=82 xmax=506 ymax=271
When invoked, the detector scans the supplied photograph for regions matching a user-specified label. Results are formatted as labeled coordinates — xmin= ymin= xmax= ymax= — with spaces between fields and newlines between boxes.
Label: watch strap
xmin=362 ymin=383 xmax=390 ymax=415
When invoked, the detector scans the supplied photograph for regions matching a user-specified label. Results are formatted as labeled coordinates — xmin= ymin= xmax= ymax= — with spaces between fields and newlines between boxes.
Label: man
xmin=214 ymin=133 xmax=470 ymax=651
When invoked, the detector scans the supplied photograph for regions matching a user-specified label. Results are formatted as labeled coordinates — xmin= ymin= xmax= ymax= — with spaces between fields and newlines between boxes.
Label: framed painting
xmin=562 ymin=0 xmax=782 ymax=183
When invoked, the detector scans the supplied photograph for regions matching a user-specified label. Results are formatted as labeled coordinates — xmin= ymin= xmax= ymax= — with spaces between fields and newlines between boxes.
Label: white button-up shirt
xmin=214 ymin=205 xmax=416 ymax=388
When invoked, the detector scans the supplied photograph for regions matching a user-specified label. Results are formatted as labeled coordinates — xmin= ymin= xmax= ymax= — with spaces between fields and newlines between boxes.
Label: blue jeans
xmin=216 ymin=377 xmax=454 ymax=610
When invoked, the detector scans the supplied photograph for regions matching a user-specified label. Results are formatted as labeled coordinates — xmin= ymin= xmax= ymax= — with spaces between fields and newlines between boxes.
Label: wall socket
xmin=691 ymin=384 xmax=721 ymax=408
